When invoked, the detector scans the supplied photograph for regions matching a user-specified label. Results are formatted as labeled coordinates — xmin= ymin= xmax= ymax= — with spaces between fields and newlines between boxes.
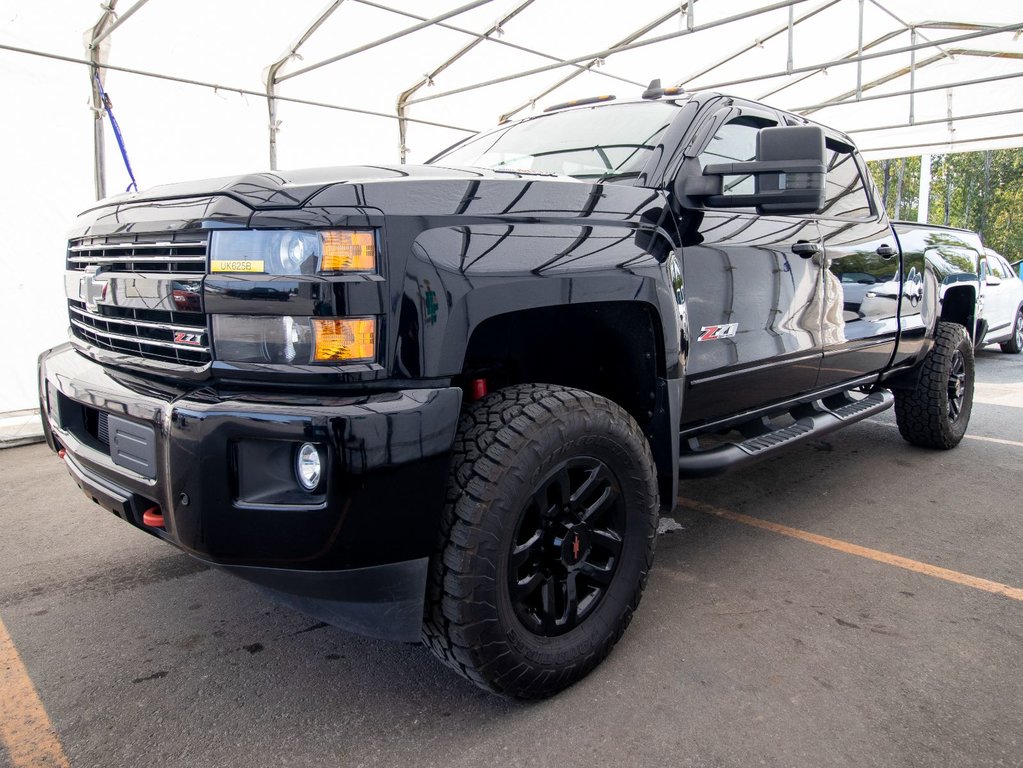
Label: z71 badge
xmin=173 ymin=332 xmax=204 ymax=346
xmin=698 ymin=323 xmax=739 ymax=342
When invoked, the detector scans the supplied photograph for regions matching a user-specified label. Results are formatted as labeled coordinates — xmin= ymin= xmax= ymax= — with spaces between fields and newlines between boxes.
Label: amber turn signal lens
xmin=311 ymin=318 xmax=376 ymax=362
xmin=320 ymin=230 xmax=376 ymax=272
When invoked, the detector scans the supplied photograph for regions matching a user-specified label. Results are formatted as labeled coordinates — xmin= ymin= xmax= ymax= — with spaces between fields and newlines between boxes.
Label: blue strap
xmin=94 ymin=71 xmax=139 ymax=193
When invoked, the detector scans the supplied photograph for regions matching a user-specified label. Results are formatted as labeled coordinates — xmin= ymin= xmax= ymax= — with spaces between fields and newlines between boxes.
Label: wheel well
xmin=460 ymin=302 xmax=666 ymax=429
xmin=939 ymin=285 xmax=978 ymax=341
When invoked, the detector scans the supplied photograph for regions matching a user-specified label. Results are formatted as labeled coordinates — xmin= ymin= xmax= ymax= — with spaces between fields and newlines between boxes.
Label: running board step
xmin=677 ymin=389 xmax=894 ymax=478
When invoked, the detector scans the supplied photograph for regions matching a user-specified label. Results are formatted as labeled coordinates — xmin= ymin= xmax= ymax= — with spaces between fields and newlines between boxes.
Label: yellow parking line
xmin=679 ymin=497 xmax=1023 ymax=602
xmin=0 ymin=617 xmax=70 ymax=768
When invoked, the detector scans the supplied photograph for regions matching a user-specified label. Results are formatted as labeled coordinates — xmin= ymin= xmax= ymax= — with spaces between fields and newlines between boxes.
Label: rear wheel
xmin=423 ymin=384 xmax=658 ymax=699
xmin=895 ymin=322 xmax=974 ymax=449
xmin=1000 ymin=309 xmax=1023 ymax=354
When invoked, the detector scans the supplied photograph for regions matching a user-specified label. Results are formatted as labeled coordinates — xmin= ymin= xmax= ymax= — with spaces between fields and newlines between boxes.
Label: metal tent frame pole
xmin=675 ymin=0 xmax=841 ymax=89
xmin=1 ymin=42 xmax=480 ymax=136
xmin=353 ymin=0 xmax=642 ymax=89
xmin=87 ymin=2 xmax=119 ymax=201
xmin=691 ymin=22 xmax=1023 ymax=92
xmin=276 ymin=0 xmax=495 ymax=84
xmin=799 ymin=49 xmax=1023 ymax=116
xmin=264 ymin=0 xmax=348 ymax=170
xmin=396 ymin=0 xmax=536 ymax=164
xmin=86 ymin=0 xmax=152 ymax=200
xmin=404 ymin=0 xmax=819 ymax=107
xmin=495 ymin=4 xmax=687 ymax=125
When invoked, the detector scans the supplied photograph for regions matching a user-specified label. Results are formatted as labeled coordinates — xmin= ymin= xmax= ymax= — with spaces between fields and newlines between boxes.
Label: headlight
xmin=210 ymin=229 xmax=376 ymax=275
xmin=213 ymin=315 xmax=376 ymax=364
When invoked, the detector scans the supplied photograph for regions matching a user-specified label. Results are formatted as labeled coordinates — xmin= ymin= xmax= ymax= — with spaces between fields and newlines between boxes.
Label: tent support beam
xmin=87 ymin=1 xmax=120 ymax=200
xmin=406 ymin=0 xmax=819 ymax=106
xmin=265 ymin=0 xmax=348 ymax=170
xmin=909 ymin=28 xmax=917 ymax=124
xmin=856 ymin=0 xmax=864 ymax=98
xmin=790 ymin=71 xmax=1023 ymax=114
xmin=786 ymin=5 xmax=794 ymax=73
xmin=757 ymin=28 xmax=903 ymax=100
xmin=694 ymin=22 xmax=1023 ymax=92
xmin=861 ymin=132 xmax=1023 ymax=155
xmin=90 ymin=0 xmax=152 ymax=48
xmin=1 ymin=42 xmax=479 ymax=134
xmin=397 ymin=0 xmax=535 ymax=164
xmin=847 ymin=107 xmax=1023 ymax=135
xmin=801 ymin=49 xmax=1023 ymax=117
xmin=277 ymin=0 xmax=494 ymax=83
xmin=497 ymin=4 xmax=686 ymax=125
xmin=353 ymin=0 xmax=642 ymax=89
xmin=677 ymin=0 xmax=841 ymax=89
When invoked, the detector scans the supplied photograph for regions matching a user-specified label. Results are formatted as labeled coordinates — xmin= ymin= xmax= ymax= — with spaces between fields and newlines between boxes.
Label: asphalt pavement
xmin=1 ymin=348 xmax=1021 ymax=768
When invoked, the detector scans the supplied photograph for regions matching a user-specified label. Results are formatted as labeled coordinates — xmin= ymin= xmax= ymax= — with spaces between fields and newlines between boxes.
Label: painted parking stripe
xmin=679 ymin=497 xmax=1023 ymax=602
xmin=871 ymin=420 xmax=1023 ymax=448
xmin=0 ymin=617 xmax=70 ymax=768
xmin=973 ymin=381 xmax=1023 ymax=409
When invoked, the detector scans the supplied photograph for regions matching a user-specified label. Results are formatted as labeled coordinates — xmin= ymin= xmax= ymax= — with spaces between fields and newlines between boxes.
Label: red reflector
xmin=142 ymin=506 xmax=165 ymax=528
xmin=58 ymin=448 xmax=66 ymax=459
xmin=470 ymin=378 xmax=488 ymax=401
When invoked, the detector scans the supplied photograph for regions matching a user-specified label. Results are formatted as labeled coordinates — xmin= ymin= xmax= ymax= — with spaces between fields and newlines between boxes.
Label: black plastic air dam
xmin=678 ymin=390 xmax=894 ymax=478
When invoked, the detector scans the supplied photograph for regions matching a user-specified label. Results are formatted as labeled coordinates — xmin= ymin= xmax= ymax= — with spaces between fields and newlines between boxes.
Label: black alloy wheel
xmin=946 ymin=349 xmax=967 ymax=422
xmin=508 ymin=457 xmax=626 ymax=637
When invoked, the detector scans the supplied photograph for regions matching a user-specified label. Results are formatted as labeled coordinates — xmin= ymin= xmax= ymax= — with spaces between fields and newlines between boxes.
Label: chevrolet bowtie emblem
xmin=81 ymin=266 xmax=109 ymax=313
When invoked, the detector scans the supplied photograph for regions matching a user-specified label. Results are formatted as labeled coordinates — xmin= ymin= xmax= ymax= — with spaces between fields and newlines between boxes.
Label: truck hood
xmin=87 ymin=164 xmax=581 ymax=212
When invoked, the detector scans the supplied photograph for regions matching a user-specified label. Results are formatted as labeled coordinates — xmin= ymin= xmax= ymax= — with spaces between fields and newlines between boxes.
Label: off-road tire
xmin=422 ymin=384 xmax=659 ymax=699
xmin=895 ymin=322 xmax=974 ymax=449
xmin=999 ymin=308 xmax=1023 ymax=354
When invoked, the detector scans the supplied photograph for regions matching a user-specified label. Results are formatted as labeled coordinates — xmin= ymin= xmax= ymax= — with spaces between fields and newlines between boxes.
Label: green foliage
xmin=867 ymin=148 xmax=1023 ymax=263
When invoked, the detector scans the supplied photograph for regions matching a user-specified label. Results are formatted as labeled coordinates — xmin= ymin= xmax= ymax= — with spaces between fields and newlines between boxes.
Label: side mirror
xmin=680 ymin=125 xmax=828 ymax=215
xmin=986 ymin=275 xmax=1002 ymax=287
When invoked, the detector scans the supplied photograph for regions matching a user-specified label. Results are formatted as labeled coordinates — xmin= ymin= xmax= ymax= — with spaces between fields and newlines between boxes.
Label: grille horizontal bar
xmin=67 ymin=236 xmax=208 ymax=274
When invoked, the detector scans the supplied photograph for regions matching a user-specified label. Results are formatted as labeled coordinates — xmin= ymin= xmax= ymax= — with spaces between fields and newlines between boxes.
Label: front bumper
xmin=38 ymin=343 xmax=462 ymax=641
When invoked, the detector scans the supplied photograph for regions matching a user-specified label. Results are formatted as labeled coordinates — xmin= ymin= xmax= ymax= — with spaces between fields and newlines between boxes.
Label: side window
xmin=989 ymin=257 xmax=1008 ymax=279
xmin=697 ymin=118 xmax=773 ymax=198
xmin=820 ymin=144 xmax=872 ymax=219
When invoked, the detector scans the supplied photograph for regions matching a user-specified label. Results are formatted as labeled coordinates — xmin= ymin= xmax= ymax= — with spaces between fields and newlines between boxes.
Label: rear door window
xmin=819 ymin=144 xmax=872 ymax=220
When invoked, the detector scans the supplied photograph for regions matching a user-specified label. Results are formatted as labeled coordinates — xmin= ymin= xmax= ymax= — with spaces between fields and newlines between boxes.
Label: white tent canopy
xmin=2 ymin=0 xmax=1022 ymax=412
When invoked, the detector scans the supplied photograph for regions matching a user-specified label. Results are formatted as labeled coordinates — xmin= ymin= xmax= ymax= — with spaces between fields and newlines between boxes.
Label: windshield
xmin=429 ymin=101 xmax=683 ymax=181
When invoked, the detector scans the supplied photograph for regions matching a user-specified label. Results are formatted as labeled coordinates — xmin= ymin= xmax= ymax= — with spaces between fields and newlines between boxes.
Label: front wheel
xmin=895 ymin=322 xmax=975 ymax=449
xmin=422 ymin=384 xmax=658 ymax=699
xmin=1000 ymin=309 xmax=1023 ymax=354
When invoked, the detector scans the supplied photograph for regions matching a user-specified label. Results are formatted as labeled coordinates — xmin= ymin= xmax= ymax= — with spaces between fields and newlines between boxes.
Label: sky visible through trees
xmin=867 ymin=149 xmax=1023 ymax=265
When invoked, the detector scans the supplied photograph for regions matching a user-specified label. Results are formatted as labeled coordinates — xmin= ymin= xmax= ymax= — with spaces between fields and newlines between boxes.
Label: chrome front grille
xmin=66 ymin=234 xmax=210 ymax=367
xmin=68 ymin=237 xmax=208 ymax=273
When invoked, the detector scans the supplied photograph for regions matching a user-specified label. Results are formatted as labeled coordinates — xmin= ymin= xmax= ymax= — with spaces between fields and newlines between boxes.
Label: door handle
xmin=876 ymin=243 xmax=897 ymax=259
xmin=791 ymin=241 xmax=822 ymax=258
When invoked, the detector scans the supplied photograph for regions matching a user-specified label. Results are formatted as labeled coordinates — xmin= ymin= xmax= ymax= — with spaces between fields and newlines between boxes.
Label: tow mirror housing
xmin=679 ymin=125 xmax=827 ymax=215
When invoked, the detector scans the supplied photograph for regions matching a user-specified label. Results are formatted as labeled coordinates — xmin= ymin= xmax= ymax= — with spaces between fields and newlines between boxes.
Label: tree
xmin=867 ymin=148 xmax=1023 ymax=262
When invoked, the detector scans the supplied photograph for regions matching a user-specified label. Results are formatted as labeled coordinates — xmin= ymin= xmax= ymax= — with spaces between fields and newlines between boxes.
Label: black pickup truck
xmin=39 ymin=87 xmax=978 ymax=698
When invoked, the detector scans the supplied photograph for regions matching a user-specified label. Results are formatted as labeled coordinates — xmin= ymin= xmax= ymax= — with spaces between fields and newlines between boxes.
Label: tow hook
xmin=142 ymin=506 xmax=165 ymax=528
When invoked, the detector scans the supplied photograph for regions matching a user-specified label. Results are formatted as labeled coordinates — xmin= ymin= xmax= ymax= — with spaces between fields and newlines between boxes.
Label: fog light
xmin=295 ymin=443 xmax=322 ymax=491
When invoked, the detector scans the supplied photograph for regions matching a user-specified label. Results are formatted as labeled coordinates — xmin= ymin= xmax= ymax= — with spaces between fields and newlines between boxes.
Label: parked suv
xmin=980 ymin=247 xmax=1023 ymax=353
